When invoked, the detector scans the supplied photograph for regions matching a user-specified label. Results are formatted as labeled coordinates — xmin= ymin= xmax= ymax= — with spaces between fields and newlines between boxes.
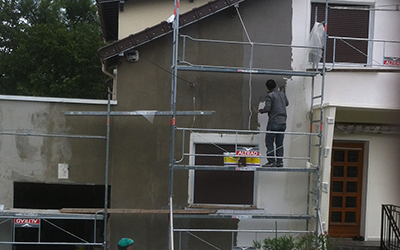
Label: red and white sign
xmin=384 ymin=57 xmax=400 ymax=66
xmin=236 ymin=147 xmax=259 ymax=157
xmin=14 ymin=218 xmax=40 ymax=228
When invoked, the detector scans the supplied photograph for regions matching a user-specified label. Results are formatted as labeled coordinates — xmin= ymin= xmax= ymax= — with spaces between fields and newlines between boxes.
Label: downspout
xmin=101 ymin=60 xmax=116 ymax=99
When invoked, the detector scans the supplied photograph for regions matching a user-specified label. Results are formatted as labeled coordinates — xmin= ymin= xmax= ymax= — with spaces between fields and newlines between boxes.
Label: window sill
xmin=188 ymin=204 xmax=258 ymax=210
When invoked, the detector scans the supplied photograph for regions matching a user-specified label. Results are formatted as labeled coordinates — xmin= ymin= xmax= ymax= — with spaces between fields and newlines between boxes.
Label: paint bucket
xmin=223 ymin=152 xmax=239 ymax=166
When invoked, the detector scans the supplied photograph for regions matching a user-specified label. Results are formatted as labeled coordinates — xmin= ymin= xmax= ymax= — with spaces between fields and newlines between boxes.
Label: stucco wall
xmin=319 ymin=72 xmax=400 ymax=110
xmin=0 ymin=100 xmax=108 ymax=208
xmin=0 ymin=99 xmax=108 ymax=249
xmin=119 ymin=0 xmax=211 ymax=38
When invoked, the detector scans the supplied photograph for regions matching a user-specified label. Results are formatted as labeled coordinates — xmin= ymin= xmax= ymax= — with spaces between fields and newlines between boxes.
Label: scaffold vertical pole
xmin=103 ymin=93 xmax=111 ymax=250
xmin=169 ymin=1 xmax=180 ymax=250
xmin=315 ymin=0 xmax=329 ymax=240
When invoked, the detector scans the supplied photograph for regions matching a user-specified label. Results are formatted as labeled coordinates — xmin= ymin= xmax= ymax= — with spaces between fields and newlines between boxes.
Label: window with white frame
xmin=189 ymin=133 xmax=259 ymax=206
xmin=311 ymin=2 xmax=370 ymax=64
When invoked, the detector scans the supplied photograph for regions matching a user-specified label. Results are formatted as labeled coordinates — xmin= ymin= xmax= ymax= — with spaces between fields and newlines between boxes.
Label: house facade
xmin=97 ymin=0 xmax=400 ymax=248
xmin=0 ymin=0 xmax=399 ymax=249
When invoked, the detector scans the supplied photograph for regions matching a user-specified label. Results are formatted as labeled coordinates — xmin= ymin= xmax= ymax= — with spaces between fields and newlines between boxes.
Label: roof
xmin=97 ymin=0 xmax=247 ymax=66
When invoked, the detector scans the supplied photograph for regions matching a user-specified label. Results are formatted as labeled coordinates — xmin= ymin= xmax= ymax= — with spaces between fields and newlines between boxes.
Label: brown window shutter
xmin=311 ymin=3 xmax=369 ymax=64
xmin=193 ymin=144 xmax=254 ymax=205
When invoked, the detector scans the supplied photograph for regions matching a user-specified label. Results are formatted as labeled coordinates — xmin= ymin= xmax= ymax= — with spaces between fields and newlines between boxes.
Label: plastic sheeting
xmin=309 ymin=22 xmax=325 ymax=61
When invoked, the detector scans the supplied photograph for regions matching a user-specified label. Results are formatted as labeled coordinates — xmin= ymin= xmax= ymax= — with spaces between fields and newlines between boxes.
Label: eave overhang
xmin=96 ymin=0 xmax=120 ymax=42
xmin=98 ymin=0 xmax=247 ymax=66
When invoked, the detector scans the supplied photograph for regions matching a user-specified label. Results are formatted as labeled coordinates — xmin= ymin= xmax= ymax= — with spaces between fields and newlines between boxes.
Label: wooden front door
xmin=329 ymin=141 xmax=364 ymax=237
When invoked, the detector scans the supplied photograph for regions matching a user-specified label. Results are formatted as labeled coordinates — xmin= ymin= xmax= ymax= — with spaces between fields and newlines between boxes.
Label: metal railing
xmin=178 ymin=34 xmax=323 ymax=77
xmin=328 ymin=36 xmax=400 ymax=68
xmin=174 ymin=228 xmax=316 ymax=250
xmin=381 ymin=204 xmax=400 ymax=250
xmin=174 ymin=127 xmax=319 ymax=167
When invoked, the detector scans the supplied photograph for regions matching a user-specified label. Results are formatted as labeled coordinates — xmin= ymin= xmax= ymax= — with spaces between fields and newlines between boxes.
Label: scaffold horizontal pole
xmin=0 ymin=242 xmax=102 ymax=246
xmin=177 ymin=127 xmax=318 ymax=136
xmin=63 ymin=111 xmax=216 ymax=116
xmin=0 ymin=131 xmax=106 ymax=140
xmin=177 ymin=65 xmax=320 ymax=77
xmin=173 ymin=229 xmax=313 ymax=233
xmin=173 ymin=165 xmax=317 ymax=172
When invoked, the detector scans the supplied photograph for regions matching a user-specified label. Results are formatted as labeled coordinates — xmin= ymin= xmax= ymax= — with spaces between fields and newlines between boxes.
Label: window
xmin=189 ymin=133 xmax=259 ymax=206
xmin=13 ymin=182 xmax=110 ymax=249
xmin=311 ymin=3 xmax=370 ymax=64
xmin=14 ymin=182 xmax=110 ymax=209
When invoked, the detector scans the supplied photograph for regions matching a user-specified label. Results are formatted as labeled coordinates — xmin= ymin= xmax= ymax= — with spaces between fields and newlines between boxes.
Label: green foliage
xmin=295 ymin=233 xmax=334 ymax=250
xmin=0 ymin=0 xmax=107 ymax=99
xmin=259 ymin=235 xmax=295 ymax=250
xmin=253 ymin=233 xmax=333 ymax=250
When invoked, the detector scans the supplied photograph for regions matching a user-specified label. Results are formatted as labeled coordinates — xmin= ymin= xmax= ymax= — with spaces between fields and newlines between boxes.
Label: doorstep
xmin=332 ymin=238 xmax=380 ymax=250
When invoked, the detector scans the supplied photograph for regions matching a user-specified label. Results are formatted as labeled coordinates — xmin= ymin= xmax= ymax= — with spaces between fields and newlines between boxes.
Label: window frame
xmin=310 ymin=1 xmax=375 ymax=66
xmin=188 ymin=133 xmax=260 ymax=207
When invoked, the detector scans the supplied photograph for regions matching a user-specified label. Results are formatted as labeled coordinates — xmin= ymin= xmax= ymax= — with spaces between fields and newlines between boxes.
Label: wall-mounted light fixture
xmin=125 ymin=50 xmax=139 ymax=62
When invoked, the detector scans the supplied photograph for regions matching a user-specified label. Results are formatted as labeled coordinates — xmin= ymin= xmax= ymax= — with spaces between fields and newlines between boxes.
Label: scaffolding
xmin=0 ymin=0 xmax=326 ymax=249
xmin=166 ymin=1 xmax=328 ymax=250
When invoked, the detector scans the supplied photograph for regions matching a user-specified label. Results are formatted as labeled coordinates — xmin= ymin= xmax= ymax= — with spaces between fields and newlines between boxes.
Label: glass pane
xmin=331 ymin=212 xmax=342 ymax=223
xmin=334 ymin=150 xmax=345 ymax=162
xmin=332 ymin=196 xmax=343 ymax=207
xmin=347 ymin=166 xmax=358 ymax=177
xmin=332 ymin=181 xmax=344 ymax=192
xmin=333 ymin=166 xmax=344 ymax=177
xmin=346 ymin=182 xmax=357 ymax=193
xmin=345 ymin=212 xmax=356 ymax=223
xmin=346 ymin=197 xmax=357 ymax=208
xmin=348 ymin=151 xmax=359 ymax=162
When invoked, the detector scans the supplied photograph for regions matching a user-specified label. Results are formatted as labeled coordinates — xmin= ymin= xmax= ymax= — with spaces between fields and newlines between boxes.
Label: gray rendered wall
xmin=0 ymin=99 xmax=108 ymax=249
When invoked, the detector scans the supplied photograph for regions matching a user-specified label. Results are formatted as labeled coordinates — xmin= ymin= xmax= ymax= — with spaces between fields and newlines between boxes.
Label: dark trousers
xmin=265 ymin=122 xmax=286 ymax=164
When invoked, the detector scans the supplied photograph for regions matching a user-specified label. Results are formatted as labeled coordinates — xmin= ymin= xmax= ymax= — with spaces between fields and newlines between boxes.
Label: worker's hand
xmin=258 ymin=109 xmax=263 ymax=114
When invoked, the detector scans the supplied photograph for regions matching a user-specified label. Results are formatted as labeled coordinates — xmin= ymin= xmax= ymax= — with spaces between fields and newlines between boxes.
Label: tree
xmin=0 ymin=0 xmax=107 ymax=99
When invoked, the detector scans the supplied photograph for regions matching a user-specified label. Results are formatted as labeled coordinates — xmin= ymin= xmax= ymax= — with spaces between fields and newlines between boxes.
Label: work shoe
xmin=276 ymin=162 xmax=284 ymax=167
xmin=262 ymin=162 xmax=275 ymax=168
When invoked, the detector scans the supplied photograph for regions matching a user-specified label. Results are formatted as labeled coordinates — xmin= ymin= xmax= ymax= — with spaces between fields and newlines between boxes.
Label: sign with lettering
xmin=236 ymin=147 xmax=260 ymax=157
xmin=14 ymin=218 xmax=40 ymax=228
xmin=384 ymin=57 xmax=400 ymax=66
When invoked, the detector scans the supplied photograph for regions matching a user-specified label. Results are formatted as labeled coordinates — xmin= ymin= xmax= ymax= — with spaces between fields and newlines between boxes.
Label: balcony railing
xmin=327 ymin=36 xmax=400 ymax=68
xmin=381 ymin=204 xmax=400 ymax=250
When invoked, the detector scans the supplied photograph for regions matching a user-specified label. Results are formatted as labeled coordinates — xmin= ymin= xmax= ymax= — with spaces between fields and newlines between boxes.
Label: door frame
xmin=328 ymin=140 xmax=368 ymax=238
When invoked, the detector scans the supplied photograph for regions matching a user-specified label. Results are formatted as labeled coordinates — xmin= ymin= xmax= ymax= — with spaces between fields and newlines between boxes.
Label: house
xmin=96 ymin=0 xmax=400 ymax=248
xmin=0 ymin=0 xmax=399 ymax=250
